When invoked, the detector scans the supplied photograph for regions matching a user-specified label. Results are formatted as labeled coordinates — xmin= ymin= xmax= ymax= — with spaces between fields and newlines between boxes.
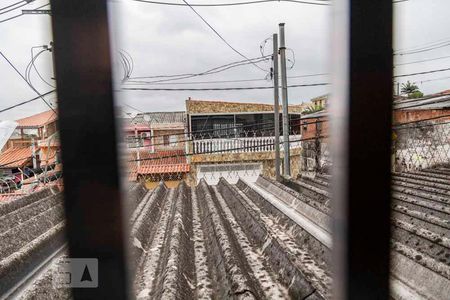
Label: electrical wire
xmin=122 ymin=82 xmax=329 ymax=91
xmin=395 ymin=42 xmax=450 ymax=56
xmin=181 ymin=0 xmax=269 ymax=73
xmin=0 ymin=49 xmax=56 ymax=113
xmin=0 ymin=90 xmax=55 ymax=114
xmin=0 ymin=0 xmax=25 ymax=12
xmin=395 ymin=55 xmax=450 ymax=67
xmin=128 ymin=55 xmax=270 ymax=80
xmin=122 ymin=103 xmax=144 ymax=113
xmin=27 ymin=46 xmax=55 ymax=88
xmin=394 ymin=67 xmax=450 ymax=78
xmin=0 ymin=2 xmax=49 ymax=24
xmin=126 ymin=57 xmax=271 ymax=85
xmin=0 ymin=1 xmax=27 ymax=16
xmin=420 ymin=75 xmax=450 ymax=84
xmin=130 ymin=0 xmax=331 ymax=7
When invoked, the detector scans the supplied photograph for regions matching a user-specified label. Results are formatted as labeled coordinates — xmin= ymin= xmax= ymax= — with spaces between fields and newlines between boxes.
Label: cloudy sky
xmin=1 ymin=0 xmax=449 ymax=120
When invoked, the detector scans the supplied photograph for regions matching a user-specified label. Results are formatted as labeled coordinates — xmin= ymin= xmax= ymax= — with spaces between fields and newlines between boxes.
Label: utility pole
xmin=272 ymin=33 xmax=281 ymax=182
xmin=279 ymin=23 xmax=291 ymax=177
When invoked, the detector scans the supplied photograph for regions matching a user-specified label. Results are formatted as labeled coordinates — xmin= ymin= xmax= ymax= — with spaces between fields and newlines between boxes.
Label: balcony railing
xmin=192 ymin=135 xmax=301 ymax=154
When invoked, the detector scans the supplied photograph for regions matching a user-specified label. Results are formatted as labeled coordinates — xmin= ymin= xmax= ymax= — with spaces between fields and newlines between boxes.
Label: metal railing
xmin=192 ymin=135 xmax=301 ymax=154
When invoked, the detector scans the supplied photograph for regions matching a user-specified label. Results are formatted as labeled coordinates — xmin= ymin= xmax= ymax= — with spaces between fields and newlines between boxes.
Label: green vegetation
xmin=401 ymin=81 xmax=424 ymax=99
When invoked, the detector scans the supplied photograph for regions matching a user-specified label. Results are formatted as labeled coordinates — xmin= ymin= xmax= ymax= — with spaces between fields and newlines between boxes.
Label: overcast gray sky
xmin=1 ymin=0 xmax=449 ymax=120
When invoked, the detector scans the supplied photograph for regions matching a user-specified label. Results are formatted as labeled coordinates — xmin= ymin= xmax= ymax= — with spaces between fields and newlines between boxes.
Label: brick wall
xmin=300 ymin=116 xmax=329 ymax=140
xmin=393 ymin=109 xmax=450 ymax=125
xmin=186 ymin=99 xmax=303 ymax=114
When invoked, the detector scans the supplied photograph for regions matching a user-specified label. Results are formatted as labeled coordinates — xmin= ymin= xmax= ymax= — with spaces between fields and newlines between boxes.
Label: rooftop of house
xmin=0 ymin=147 xmax=32 ymax=169
xmin=393 ymin=94 xmax=450 ymax=110
xmin=15 ymin=110 xmax=57 ymax=129
xmin=301 ymin=109 xmax=328 ymax=120
xmin=127 ymin=149 xmax=189 ymax=181
xmin=123 ymin=112 xmax=186 ymax=131
xmin=186 ymin=98 xmax=304 ymax=114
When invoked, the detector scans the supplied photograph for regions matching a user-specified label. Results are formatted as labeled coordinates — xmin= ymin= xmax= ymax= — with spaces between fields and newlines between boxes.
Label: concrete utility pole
xmin=279 ymin=23 xmax=291 ymax=177
xmin=272 ymin=33 xmax=281 ymax=182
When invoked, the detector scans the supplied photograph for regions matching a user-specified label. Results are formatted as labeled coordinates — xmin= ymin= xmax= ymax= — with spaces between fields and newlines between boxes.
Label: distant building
xmin=185 ymin=98 xmax=303 ymax=184
xmin=2 ymin=110 xmax=57 ymax=151
xmin=0 ymin=110 xmax=61 ymax=193
xmin=124 ymin=112 xmax=189 ymax=186
xmin=298 ymin=91 xmax=450 ymax=173
xmin=122 ymin=111 xmax=186 ymax=152
xmin=310 ymin=94 xmax=329 ymax=109
xmin=392 ymin=93 xmax=450 ymax=125
xmin=299 ymin=110 xmax=330 ymax=174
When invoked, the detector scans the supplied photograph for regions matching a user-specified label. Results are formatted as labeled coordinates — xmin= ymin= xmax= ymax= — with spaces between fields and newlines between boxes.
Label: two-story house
xmin=124 ymin=111 xmax=190 ymax=187
xmin=185 ymin=98 xmax=303 ymax=184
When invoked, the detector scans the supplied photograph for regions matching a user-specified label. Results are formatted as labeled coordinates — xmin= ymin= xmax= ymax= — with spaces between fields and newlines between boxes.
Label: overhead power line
xmin=127 ymin=56 xmax=270 ymax=84
xmin=0 ymin=0 xmax=25 ymax=12
xmin=181 ymin=0 xmax=268 ymax=73
xmin=0 ymin=90 xmax=55 ymax=114
xmin=124 ymin=71 xmax=328 ymax=85
xmin=122 ymin=82 xmax=329 ymax=91
xmin=395 ymin=55 xmax=450 ymax=67
xmin=130 ymin=0 xmax=331 ymax=7
xmin=420 ymin=75 xmax=450 ymax=83
xmin=395 ymin=42 xmax=450 ymax=56
xmin=0 ymin=1 xmax=28 ymax=16
xmin=0 ymin=49 xmax=56 ymax=113
xmin=0 ymin=3 xmax=49 ymax=23
xmin=130 ymin=0 xmax=407 ymax=7
xmin=394 ymin=67 xmax=450 ymax=78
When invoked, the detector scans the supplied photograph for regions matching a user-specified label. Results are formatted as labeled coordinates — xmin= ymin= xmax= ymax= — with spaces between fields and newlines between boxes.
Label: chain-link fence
xmin=393 ymin=118 xmax=450 ymax=172
xmin=298 ymin=116 xmax=450 ymax=175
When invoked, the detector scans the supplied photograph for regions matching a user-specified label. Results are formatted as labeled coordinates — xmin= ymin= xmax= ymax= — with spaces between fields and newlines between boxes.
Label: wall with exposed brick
xmin=186 ymin=99 xmax=303 ymax=114
xmin=300 ymin=116 xmax=329 ymax=140
xmin=393 ymin=109 xmax=450 ymax=125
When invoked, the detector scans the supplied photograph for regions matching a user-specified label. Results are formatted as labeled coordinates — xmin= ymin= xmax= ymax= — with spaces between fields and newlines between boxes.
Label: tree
xmin=400 ymin=81 xmax=418 ymax=94
xmin=400 ymin=81 xmax=424 ymax=99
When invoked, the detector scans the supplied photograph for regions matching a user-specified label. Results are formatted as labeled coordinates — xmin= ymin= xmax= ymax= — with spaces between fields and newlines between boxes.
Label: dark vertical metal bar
xmin=331 ymin=0 xmax=393 ymax=299
xmin=49 ymin=1 xmax=129 ymax=299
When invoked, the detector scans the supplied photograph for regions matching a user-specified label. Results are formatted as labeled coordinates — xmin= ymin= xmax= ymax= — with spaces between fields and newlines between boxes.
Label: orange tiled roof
xmin=127 ymin=150 xmax=189 ymax=181
xmin=16 ymin=110 xmax=57 ymax=128
xmin=0 ymin=147 xmax=32 ymax=168
xmin=138 ymin=163 xmax=189 ymax=175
